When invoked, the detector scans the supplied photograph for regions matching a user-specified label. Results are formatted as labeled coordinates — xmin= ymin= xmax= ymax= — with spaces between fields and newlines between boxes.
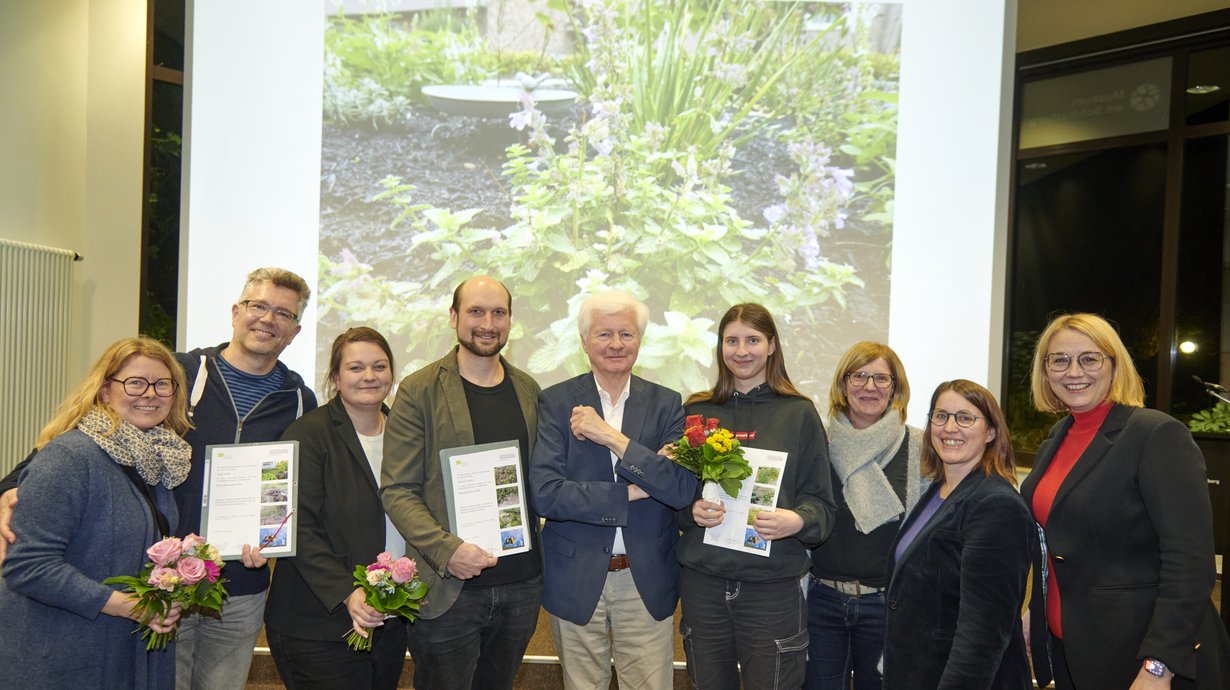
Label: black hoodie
xmin=676 ymin=384 xmax=835 ymax=581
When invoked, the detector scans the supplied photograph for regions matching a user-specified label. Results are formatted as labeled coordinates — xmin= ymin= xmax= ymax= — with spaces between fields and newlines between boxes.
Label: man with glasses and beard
xmin=381 ymin=275 xmax=543 ymax=690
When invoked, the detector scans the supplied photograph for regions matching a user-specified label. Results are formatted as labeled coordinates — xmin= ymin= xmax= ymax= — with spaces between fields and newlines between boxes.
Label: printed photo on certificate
xmin=200 ymin=441 xmax=299 ymax=559
xmin=439 ymin=440 xmax=532 ymax=558
xmin=702 ymin=446 xmax=787 ymax=557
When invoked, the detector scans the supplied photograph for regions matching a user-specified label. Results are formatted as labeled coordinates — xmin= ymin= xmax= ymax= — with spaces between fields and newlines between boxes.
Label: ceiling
xmin=1016 ymin=0 xmax=1230 ymax=52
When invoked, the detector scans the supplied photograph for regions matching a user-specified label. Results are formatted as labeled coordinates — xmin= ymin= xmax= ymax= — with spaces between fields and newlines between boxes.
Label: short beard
xmin=458 ymin=332 xmax=505 ymax=358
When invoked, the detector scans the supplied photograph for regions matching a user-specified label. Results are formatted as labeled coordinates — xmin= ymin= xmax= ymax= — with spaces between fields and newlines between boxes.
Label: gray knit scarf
xmin=78 ymin=407 xmax=192 ymax=489
xmin=827 ymin=411 xmax=924 ymax=533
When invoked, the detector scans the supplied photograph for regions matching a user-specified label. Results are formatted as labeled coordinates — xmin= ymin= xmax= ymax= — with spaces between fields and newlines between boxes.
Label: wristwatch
xmin=1143 ymin=658 xmax=1168 ymax=678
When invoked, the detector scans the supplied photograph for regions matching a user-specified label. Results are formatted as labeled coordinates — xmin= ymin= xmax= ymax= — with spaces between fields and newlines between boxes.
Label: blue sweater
xmin=0 ymin=431 xmax=178 ymax=689
xmin=174 ymin=344 xmax=317 ymax=596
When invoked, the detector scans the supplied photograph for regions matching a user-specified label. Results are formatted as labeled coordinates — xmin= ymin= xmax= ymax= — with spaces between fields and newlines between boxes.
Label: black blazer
xmin=1021 ymin=404 xmax=1230 ymax=689
xmin=264 ymin=395 xmax=391 ymax=641
xmin=883 ymin=471 xmax=1034 ymax=690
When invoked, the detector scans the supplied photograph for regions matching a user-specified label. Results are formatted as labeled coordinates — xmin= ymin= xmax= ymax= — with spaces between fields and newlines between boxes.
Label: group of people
xmin=0 ymin=267 xmax=1228 ymax=690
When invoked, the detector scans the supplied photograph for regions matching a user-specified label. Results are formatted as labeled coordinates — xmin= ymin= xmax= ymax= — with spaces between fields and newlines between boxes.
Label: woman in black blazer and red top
xmin=1022 ymin=313 xmax=1230 ymax=689
xmin=882 ymin=379 xmax=1035 ymax=689
xmin=264 ymin=327 xmax=407 ymax=689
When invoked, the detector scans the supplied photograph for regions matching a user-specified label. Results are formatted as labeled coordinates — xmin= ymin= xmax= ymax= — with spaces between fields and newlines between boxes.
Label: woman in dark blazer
xmin=264 ymin=327 xmax=406 ymax=689
xmin=883 ymin=379 xmax=1034 ymax=690
xmin=1022 ymin=313 xmax=1230 ymax=689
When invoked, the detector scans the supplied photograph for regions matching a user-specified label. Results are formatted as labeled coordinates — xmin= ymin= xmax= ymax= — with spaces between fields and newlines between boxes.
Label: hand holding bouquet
xmin=347 ymin=551 xmax=428 ymax=652
xmin=103 ymin=533 xmax=228 ymax=651
xmin=671 ymin=415 xmax=752 ymax=500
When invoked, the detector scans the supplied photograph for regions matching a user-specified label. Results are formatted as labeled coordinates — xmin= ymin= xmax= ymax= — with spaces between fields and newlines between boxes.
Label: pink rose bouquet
xmin=347 ymin=551 xmax=428 ymax=652
xmin=103 ymin=533 xmax=229 ymax=650
xmin=671 ymin=415 xmax=752 ymax=499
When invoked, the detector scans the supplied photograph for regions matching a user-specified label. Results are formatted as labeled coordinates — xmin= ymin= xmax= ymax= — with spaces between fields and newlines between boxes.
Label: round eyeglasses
xmin=109 ymin=377 xmax=177 ymax=397
xmin=929 ymin=410 xmax=982 ymax=428
xmin=846 ymin=371 xmax=895 ymax=389
xmin=1044 ymin=351 xmax=1110 ymax=373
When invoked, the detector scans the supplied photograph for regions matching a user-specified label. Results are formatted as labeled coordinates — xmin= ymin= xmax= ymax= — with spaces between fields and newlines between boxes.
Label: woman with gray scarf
xmin=804 ymin=341 xmax=926 ymax=690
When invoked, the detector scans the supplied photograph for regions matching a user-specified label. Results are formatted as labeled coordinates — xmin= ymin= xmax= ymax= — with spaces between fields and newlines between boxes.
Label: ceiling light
xmin=1186 ymin=84 xmax=1221 ymax=95
xmin=1179 ymin=340 xmax=1198 ymax=354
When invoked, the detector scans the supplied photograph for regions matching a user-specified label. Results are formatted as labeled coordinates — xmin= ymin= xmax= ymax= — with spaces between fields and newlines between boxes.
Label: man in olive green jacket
xmin=381 ymin=275 xmax=542 ymax=690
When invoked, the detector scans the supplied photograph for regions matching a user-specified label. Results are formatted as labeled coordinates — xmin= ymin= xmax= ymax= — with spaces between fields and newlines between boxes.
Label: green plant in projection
xmin=323 ymin=11 xmax=490 ymax=125
xmin=1189 ymin=402 xmax=1230 ymax=434
xmin=563 ymin=0 xmax=843 ymax=183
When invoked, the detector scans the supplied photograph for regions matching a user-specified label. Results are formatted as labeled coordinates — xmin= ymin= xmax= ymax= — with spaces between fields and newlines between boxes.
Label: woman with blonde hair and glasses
xmin=1021 ymin=313 xmax=1230 ymax=689
xmin=0 ymin=336 xmax=192 ymax=689
xmin=805 ymin=341 xmax=926 ymax=690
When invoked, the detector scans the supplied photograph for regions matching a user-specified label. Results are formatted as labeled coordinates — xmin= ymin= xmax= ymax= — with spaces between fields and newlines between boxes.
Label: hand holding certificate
xmin=200 ymin=441 xmax=300 ymax=559
xmin=439 ymin=440 xmax=533 ymax=559
xmin=701 ymin=446 xmax=789 ymax=557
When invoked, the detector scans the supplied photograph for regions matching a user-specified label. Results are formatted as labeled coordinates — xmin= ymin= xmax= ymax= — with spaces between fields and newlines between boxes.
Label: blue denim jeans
xmin=175 ymin=590 xmax=267 ymax=690
xmin=804 ymin=577 xmax=887 ymax=690
xmin=679 ymin=568 xmax=808 ymax=690
xmin=404 ymin=576 xmax=542 ymax=690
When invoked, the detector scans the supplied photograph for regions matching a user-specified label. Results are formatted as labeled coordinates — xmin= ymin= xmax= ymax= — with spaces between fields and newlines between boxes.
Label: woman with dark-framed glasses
xmin=882 ymin=379 xmax=1035 ymax=689
xmin=805 ymin=342 xmax=927 ymax=690
xmin=0 ymin=336 xmax=192 ymax=689
xmin=1021 ymin=313 xmax=1230 ymax=689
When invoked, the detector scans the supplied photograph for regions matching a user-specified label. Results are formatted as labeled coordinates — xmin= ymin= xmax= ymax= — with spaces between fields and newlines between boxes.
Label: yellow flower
xmin=706 ymin=429 xmax=734 ymax=453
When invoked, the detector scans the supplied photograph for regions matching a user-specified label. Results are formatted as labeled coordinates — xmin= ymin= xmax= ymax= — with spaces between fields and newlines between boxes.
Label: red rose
xmin=686 ymin=415 xmax=703 ymax=429
xmin=705 ymin=417 xmax=719 ymax=431
xmin=685 ymin=425 xmax=706 ymax=447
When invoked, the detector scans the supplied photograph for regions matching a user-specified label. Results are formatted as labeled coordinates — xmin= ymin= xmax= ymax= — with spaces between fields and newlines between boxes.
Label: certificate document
xmin=439 ymin=440 xmax=532 ymax=557
xmin=200 ymin=441 xmax=299 ymax=559
xmin=702 ymin=446 xmax=787 ymax=557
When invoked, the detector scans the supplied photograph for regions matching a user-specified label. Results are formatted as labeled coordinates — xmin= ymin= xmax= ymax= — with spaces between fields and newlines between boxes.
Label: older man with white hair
xmin=529 ymin=290 xmax=697 ymax=690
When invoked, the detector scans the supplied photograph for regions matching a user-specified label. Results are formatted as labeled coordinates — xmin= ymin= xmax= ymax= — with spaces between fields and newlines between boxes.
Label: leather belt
xmin=608 ymin=554 xmax=630 ymax=571
xmin=818 ymin=578 xmax=883 ymax=596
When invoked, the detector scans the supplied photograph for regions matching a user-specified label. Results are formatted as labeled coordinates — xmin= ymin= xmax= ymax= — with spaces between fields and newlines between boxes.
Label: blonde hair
xmin=35 ymin=337 xmax=192 ymax=448
xmin=1030 ymin=313 xmax=1144 ymax=413
xmin=920 ymin=379 xmax=1017 ymax=485
xmin=828 ymin=341 xmax=910 ymax=423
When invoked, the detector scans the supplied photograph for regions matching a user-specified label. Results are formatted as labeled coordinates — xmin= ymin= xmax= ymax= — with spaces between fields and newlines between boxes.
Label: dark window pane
xmin=1174 ymin=135 xmax=1230 ymax=426
xmin=1008 ymin=144 xmax=1166 ymax=455
xmin=1185 ymin=47 xmax=1230 ymax=126
xmin=153 ymin=0 xmax=186 ymax=71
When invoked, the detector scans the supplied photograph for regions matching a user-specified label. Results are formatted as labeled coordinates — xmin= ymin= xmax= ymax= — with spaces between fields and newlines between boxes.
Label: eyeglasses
xmin=109 ymin=377 xmax=177 ymax=397
xmin=1045 ymin=351 xmax=1110 ymax=373
xmin=846 ymin=371 xmax=895 ymax=389
xmin=929 ymin=410 xmax=982 ymax=428
xmin=240 ymin=300 xmax=298 ymax=323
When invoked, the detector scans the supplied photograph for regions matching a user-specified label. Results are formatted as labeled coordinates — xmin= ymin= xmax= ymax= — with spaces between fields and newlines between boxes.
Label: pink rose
xmin=176 ymin=556 xmax=207 ymax=585
xmin=390 ymin=557 xmax=418 ymax=584
xmin=146 ymin=537 xmax=183 ymax=567
xmin=147 ymin=566 xmax=180 ymax=591
xmin=180 ymin=533 xmax=205 ymax=554
xmin=376 ymin=551 xmax=394 ymax=567
xmin=203 ymin=560 xmax=221 ymax=583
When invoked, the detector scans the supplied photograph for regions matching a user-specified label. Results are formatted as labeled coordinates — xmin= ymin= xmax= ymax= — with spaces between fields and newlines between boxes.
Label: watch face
xmin=1144 ymin=659 xmax=1166 ymax=677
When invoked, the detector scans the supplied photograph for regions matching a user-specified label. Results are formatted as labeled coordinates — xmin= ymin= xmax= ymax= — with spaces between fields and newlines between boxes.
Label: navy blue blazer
xmin=883 ymin=471 xmax=1034 ymax=690
xmin=529 ymin=373 xmax=696 ymax=625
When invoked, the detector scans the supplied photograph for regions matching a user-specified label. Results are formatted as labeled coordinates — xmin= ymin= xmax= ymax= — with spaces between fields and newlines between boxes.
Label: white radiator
xmin=0 ymin=238 xmax=79 ymax=477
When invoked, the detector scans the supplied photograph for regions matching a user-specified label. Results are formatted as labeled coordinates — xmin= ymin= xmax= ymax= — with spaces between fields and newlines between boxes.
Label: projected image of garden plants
xmin=317 ymin=0 xmax=900 ymax=397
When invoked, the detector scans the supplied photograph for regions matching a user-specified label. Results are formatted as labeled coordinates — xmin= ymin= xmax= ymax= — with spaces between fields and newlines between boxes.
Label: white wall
xmin=0 ymin=0 xmax=147 ymax=379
